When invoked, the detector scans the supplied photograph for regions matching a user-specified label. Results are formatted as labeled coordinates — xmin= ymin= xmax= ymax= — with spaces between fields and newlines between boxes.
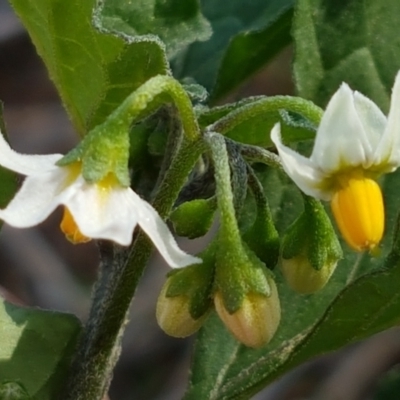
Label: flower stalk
xmin=62 ymin=78 xmax=205 ymax=399
xmin=209 ymin=96 xmax=323 ymax=137
xmin=63 ymin=137 xmax=205 ymax=400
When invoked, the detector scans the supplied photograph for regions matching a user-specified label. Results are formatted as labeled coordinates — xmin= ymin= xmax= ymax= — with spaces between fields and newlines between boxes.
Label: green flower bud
xmin=281 ymin=197 xmax=342 ymax=294
xmin=215 ymin=238 xmax=281 ymax=347
xmin=156 ymin=277 xmax=208 ymax=338
xmin=170 ymin=198 xmax=216 ymax=239
xmin=214 ymin=274 xmax=280 ymax=348
xmin=156 ymin=244 xmax=215 ymax=337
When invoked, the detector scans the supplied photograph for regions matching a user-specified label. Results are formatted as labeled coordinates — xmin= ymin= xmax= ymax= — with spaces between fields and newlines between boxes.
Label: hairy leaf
xmin=9 ymin=0 xmax=169 ymax=136
xmin=0 ymin=300 xmax=81 ymax=400
xmin=96 ymin=0 xmax=212 ymax=58
xmin=293 ymin=0 xmax=400 ymax=111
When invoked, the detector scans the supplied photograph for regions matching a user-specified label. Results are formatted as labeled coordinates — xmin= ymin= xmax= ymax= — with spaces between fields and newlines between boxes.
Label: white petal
xmin=65 ymin=179 xmax=138 ymax=246
xmin=271 ymin=124 xmax=331 ymax=200
xmin=374 ymin=71 xmax=400 ymax=169
xmin=310 ymin=83 xmax=373 ymax=172
xmin=353 ymin=91 xmax=387 ymax=154
xmin=0 ymin=168 xmax=70 ymax=227
xmin=66 ymin=182 xmax=201 ymax=268
xmin=0 ymin=131 xmax=62 ymax=175
xmin=130 ymin=190 xmax=202 ymax=268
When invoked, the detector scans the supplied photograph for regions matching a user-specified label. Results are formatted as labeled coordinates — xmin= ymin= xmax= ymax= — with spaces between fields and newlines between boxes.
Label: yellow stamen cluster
xmin=331 ymin=175 xmax=384 ymax=251
xmin=60 ymin=207 xmax=90 ymax=244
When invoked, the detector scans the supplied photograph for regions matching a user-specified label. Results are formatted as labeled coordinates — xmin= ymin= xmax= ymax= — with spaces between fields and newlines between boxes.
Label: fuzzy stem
xmin=205 ymin=132 xmax=242 ymax=247
xmin=108 ymin=75 xmax=201 ymax=142
xmin=209 ymin=95 xmax=323 ymax=136
xmin=63 ymin=139 xmax=205 ymax=400
xmin=240 ymin=143 xmax=283 ymax=171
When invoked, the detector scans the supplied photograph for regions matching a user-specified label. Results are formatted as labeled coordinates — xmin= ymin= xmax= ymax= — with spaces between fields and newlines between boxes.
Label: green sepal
xmin=170 ymin=198 xmax=217 ymax=239
xmin=215 ymin=237 xmax=274 ymax=314
xmin=242 ymin=171 xmax=280 ymax=268
xmin=282 ymin=197 xmax=342 ymax=271
xmin=58 ymin=118 xmax=130 ymax=186
xmin=166 ymin=243 xmax=216 ymax=320
xmin=243 ymin=215 xmax=280 ymax=269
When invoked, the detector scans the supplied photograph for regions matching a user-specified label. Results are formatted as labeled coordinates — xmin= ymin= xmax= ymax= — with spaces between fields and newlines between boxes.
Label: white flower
xmin=271 ymin=72 xmax=400 ymax=251
xmin=0 ymin=133 xmax=201 ymax=268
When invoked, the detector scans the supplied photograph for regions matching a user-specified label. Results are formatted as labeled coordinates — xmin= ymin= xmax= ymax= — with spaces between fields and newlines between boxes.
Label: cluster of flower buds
xmin=158 ymin=71 xmax=400 ymax=347
xmin=157 ymin=232 xmax=281 ymax=348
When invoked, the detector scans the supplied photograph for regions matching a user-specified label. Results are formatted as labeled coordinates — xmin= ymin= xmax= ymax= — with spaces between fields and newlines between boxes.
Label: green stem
xmin=63 ymin=139 xmax=205 ymax=400
xmin=209 ymin=95 xmax=323 ymax=135
xmin=205 ymin=132 xmax=242 ymax=249
xmin=109 ymin=75 xmax=201 ymax=142
xmin=240 ymin=143 xmax=283 ymax=171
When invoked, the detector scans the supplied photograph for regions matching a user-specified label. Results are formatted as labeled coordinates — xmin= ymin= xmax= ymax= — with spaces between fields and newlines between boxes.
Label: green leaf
xmin=185 ymin=166 xmax=400 ymax=399
xmin=173 ymin=0 xmax=294 ymax=101
xmin=293 ymin=0 xmax=400 ymax=111
xmin=9 ymin=0 xmax=169 ymax=136
xmin=96 ymin=0 xmax=212 ymax=58
xmin=0 ymin=300 xmax=81 ymax=400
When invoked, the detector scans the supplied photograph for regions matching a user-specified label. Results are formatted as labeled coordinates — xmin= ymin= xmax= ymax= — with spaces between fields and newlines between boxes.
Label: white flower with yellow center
xmin=271 ymin=73 xmax=400 ymax=252
xmin=0 ymin=133 xmax=200 ymax=268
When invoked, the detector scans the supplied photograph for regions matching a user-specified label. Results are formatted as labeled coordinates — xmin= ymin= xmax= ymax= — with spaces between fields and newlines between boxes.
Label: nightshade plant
xmin=2 ymin=0 xmax=400 ymax=399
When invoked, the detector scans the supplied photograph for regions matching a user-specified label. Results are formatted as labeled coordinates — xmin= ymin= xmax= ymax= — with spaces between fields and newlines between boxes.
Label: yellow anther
xmin=60 ymin=207 xmax=90 ymax=244
xmin=331 ymin=176 xmax=384 ymax=251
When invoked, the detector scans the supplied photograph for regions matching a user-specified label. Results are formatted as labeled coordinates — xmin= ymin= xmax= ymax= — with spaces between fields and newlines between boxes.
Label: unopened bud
xmin=281 ymin=197 xmax=342 ymax=294
xmin=214 ymin=273 xmax=280 ymax=348
xmin=170 ymin=198 xmax=216 ymax=239
xmin=215 ymin=236 xmax=281 ymax=347
xmin=281 ymin=254 xmax=337 ymax=294
xmin=156 ymin=245 xmax=215 ymax=337
xmin=156 ymin=277 xmax=207 ymax=337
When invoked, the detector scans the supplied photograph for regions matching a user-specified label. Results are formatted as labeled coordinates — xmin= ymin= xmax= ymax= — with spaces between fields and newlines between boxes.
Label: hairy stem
xmin=63 ymin=139 xmax=205 ymax=400
xmin=209 ymin=95 xmax=323 ymax=136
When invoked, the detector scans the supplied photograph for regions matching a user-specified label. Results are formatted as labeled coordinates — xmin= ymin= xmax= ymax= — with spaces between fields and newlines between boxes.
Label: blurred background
xmin=1 ymin=1 xmax=400 ymax=399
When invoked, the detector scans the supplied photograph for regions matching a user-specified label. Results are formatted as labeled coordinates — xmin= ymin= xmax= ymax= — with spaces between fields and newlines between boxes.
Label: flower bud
xmin=170 ymin=198 xmax=216 ymax=239
xmin=214 ymin=273 xmax=280 ymax=348
xmin=281 ymin=253 xmax=337 ymax=294
xmin=156 ymin=245 xmax=215 ymax=337
xmin=215 ymin=238 xmax=281 ymax=347
xmin=156 ymin=277 xmax=207 ymax=337
xmin=281 ymin=197 xmax=342 ymax=294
